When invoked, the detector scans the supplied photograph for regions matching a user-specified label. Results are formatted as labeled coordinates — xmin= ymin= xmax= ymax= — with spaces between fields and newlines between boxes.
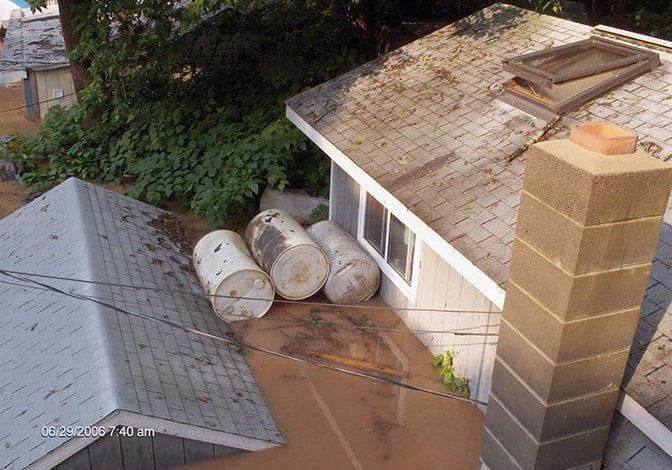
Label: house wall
xmin=54 ymin=432 xmax=240 ymax=470
xmin=330 ymin=162 xmax=500 ymax=404
xmin=33 ymin=66 xmax=76 ymax=117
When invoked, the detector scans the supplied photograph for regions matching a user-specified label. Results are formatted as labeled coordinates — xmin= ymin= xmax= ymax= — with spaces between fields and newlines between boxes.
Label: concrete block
xmin=491 ymin=358 xmax=620 ymax=440
xmin=486 ymin=396 xmax=610 ymax=470
xmin=480 ymin=428 xmax=522 ymax=470
xmin=483 ymin=132 xmax=672 ymax=470
xmin=516 ymin=191 xmax=664 ymax=274
xmin=497 ymin=321 xmax=630 ymax=402
xmin=524 ymin=141 xmax=672 ymax=225
xmin=504 ymin=283 xmax=640 ymax=362
xmin=508 ymin=240 xmax=651 ymax=320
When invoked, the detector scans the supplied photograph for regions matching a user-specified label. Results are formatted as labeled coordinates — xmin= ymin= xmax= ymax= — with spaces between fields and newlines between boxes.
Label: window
xmin=364 ymin=194 xmax=387 ymax=256
xmin=362 ymin=193 xmax=416 ymax=284
xmin=388 ymin=214 xmax=415 ymax=281
xmin=499 ymin=38 xmax=660 ymax=117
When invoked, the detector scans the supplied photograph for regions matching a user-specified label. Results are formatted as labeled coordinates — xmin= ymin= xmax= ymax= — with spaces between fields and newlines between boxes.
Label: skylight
xmin=499 ymin=38 xmax=660 ymax=118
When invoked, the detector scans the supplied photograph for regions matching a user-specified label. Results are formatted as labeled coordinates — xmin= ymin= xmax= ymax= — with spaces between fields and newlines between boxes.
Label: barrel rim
xmin=212 ymin=268 xmax=275 ymax=319
xmin=270 ymin=243 xmax=330 ymax=300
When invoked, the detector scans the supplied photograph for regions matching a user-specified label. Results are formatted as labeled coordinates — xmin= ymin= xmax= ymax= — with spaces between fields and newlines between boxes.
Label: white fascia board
xmin=618 ymin=392 xmax=672 ymax=458
xmin=287 ymin=105 xmax=506 ymax=309
xmin=593 ymin=25 xmax=672 ymax=51
xmin=26 ymin=410 xmax=280 ymax=470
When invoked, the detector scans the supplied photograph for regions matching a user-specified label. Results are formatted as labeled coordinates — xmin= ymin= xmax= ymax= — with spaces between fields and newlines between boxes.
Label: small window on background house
xmin=499 ymin=37 xmax=660 ymax=118
xmin=363 ymin=193 xmax=416 ymax=284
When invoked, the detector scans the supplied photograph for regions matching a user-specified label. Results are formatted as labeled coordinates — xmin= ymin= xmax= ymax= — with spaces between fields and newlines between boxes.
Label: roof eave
xmin=25 ymin=409 xmax=283 ymax=470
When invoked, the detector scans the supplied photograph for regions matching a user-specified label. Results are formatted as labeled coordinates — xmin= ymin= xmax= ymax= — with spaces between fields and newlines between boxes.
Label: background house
xmin=0 ymin=5 xmax=75 ymax=133
xmin=286 ymin=2 xmax=672 ymax=464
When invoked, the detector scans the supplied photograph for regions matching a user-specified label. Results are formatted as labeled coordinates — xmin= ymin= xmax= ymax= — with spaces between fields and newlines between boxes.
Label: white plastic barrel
xmin=307 ymin=220 xmax=381 ymax=304
xmin=193 ymin=230 xmax=275 ymax=322
xmin=245 ymin=209 xmax=330 ymax=300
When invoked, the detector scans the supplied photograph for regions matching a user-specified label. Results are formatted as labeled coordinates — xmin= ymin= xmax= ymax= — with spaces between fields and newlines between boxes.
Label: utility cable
xmin=0 ymin=277 xmax=499 ymax=337
xmin=0 ymin=91 xmax=77 ymax=115
xmin=0 ymin=270 xmax=489 ymax=407
xmin=0 ymin=268 xmax=502 ymax=316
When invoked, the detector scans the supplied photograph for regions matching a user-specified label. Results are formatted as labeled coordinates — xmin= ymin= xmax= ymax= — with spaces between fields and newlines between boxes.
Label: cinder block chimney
xmin=480 ymin=123 xmax=672 ymax=470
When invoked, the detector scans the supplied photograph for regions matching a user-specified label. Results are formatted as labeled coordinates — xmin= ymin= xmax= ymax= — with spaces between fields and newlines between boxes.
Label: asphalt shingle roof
xmin=0 ymin=11 xmax=68 ymax=73
xmin=0 ymin=178 xmax=281 ymax=470
xmin=287 ymin=1 xmax=672 ymax=439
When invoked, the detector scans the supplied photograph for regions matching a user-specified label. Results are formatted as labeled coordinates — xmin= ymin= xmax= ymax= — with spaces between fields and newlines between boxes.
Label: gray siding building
xmin=0 ymin=178 xmax=282 ymax=470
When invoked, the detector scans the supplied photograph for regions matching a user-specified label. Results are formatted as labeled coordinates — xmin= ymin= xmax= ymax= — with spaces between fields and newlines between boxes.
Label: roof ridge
xmin=58 ymin=177 xmax=131 ymax=413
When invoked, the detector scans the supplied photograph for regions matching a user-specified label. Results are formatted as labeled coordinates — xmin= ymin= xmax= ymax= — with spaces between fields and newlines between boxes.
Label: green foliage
xmin=310 ymin=204 xmax=330 ymax=223
xmin=527 ymin=0 xmax=562 ymax=14
xmin=432 ymin=350 xmax=471 ymax=398
xmin=634 ymin=6 xmax=672 ymax=38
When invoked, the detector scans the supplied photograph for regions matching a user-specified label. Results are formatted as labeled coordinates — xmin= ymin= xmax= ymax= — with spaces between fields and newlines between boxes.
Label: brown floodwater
xmin=0 ymin=181 xmax=31 ymax=219
xmin=0 ymin=183 xmax=484 ymax=468
xmin=180 ymin=298 xmax=484 ymax=470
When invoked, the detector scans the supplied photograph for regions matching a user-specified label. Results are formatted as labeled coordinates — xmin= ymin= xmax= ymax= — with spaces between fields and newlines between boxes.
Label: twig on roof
xmin=505 ymin=114 xmax=561 ymax=163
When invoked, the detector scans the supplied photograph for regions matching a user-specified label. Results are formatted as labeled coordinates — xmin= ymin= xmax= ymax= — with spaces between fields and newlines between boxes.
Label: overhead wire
xmin=0 ymin=277 xmax=499 ymax=337
xmin=0 ymin=91 xmax=77 ymax=115
xmin=0 ymin=268 xmax=502 ymax=316
xmin=0 ymin=270 xmax=490 ymax=407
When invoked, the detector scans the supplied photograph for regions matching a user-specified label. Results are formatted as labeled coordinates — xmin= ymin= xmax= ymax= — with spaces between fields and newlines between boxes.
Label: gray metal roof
xmin=0 ymin=178 xmax=282 ymax=470
xmin=0 ymin=10 xmax=68 ymax=76
xmin=288 ymin=3 xmax=672 ymax=439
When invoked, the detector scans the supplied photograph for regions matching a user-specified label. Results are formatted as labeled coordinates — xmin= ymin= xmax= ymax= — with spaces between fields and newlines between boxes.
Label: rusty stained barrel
xmin=307 ymin=220 xmax=381 ymax=304
xmin=245 ymin=209 xmax=330 ymax=300
xmin=193 ymin=230 xmax=275 ymax=322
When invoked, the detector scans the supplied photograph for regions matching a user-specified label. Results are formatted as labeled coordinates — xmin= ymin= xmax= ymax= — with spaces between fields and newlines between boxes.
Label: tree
xmin=29 ymin=0 xmax=90 ymax=94
xmin=55 ymin=0 xmax=90 ymax=93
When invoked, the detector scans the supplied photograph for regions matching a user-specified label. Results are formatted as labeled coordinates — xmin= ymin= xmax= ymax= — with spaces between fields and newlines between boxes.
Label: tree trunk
xmin=58 ymin=0 xmax=89 ymax=94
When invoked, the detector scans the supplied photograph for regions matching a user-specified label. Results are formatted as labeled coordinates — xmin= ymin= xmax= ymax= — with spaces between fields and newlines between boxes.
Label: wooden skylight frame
xmin=503 ymin=38 xmax=657 ymax=86
xmin=499 ymin=37 xmax=661 ymax=118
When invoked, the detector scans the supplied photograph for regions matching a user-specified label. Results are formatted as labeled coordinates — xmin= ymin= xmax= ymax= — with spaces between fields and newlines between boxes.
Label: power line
xmin=0 ymin=270 xmax=489 ymax=406
xmin=0 ymin=277 xmax=499 ymax=337
xmin=0 ymin=268 xmax=502 ymax=316
xmin=0 ymin=91 xmax=77 ymax=116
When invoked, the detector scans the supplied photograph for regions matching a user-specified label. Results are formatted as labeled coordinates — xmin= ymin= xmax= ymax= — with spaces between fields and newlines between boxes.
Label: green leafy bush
xmin=432 ymin=350 xmax=471 ymax=398
xmin=8 ymin=0 xmax=365 ymax=223
xmin=635 ymin=6 xmax=672 ymax=38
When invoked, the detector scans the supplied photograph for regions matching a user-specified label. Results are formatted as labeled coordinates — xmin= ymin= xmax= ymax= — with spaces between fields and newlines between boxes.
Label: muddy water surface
xmin=182 ymin=298 xmax=484 ymax=470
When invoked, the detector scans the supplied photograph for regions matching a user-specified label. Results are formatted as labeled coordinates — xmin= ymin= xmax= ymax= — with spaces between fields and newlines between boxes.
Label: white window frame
xmin=357 ymin=188 xmax=421 ymax=303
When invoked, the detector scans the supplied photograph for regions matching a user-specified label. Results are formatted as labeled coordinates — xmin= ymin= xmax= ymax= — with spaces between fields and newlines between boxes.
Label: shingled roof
xmin=0 ymin=178 xmax=282 ymax=470
xmin=0 ymin=10 xmax=68 ymax=80
xmin=287 ymin=1 xmax=672 ymax=452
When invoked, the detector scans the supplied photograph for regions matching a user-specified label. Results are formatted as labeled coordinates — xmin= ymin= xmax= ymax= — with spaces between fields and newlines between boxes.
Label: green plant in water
xmin=432 ymin=350 xmax=470 ymax=398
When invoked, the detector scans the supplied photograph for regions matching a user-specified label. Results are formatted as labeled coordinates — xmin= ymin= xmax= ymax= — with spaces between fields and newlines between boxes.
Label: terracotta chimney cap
xmin=570 ymin=122 xmax=638 ymax=155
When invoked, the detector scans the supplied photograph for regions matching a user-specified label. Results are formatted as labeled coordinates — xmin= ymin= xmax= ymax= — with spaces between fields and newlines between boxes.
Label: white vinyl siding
xmin=330 ymin=161 xmax=501 ymax=404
